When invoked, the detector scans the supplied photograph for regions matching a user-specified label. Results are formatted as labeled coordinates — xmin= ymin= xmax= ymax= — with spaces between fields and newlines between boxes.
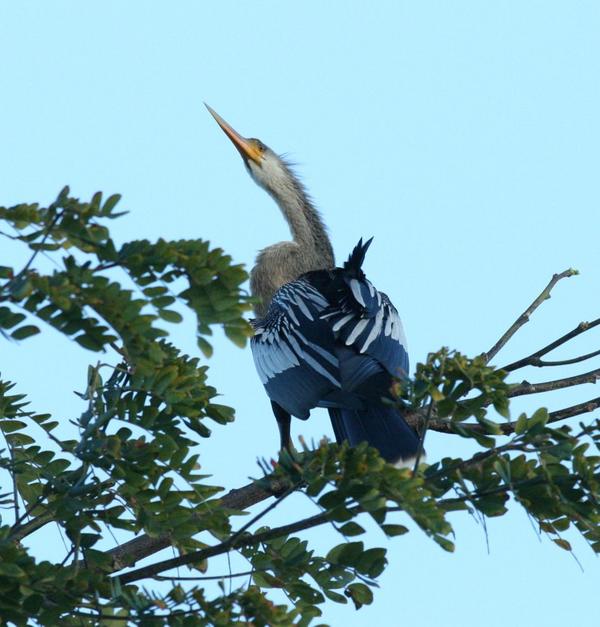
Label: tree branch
xmin=1 ymin=209 xmax=63 ymax=299
xmin=154 ymin=569 xmax=258 ymax=582
xmin=542 ymin=396 xmax=600 ymax=428
xmin=93 ymin=267 xmax=600 ymax=577
xmin=10 ymin=479 xmax=116 ymax=542
xmin=522 ymin=348 xmax=600 ymax=368
xmin=403 ymin=396 xmax=600 ymax=436
xmin=117 ymin=467 xmax=566 ymax=586
xmin=492 ymin=396 xmax=600 ymax=435
xmin=501 ymin=318 xmax=600 ymax=372
xmin=116 ymin=509 xmax=333 ymax=584
xmin=484 ymin=269 xmax=578 ymax=364
xmin=508 ymin=368 xmax=600 ymax=398
xmin=106 ymin=476 xmax=291 ymax=573
xmin=97 ymin=383 xmax=600 ymax=575
xmin=75 ymin=395 xmax=600 ymax=587
xmin=10 ymin=511 xmax=55 ymax=542
xmin=413 ymin=399 xmax=434 ymax=474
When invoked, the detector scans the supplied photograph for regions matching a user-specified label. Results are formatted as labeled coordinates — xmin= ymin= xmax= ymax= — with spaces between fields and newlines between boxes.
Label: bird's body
xmin=251 ymin=239 xmax=419 ymax=464
xmin=207 ymin=105 xmax=419 ymax=465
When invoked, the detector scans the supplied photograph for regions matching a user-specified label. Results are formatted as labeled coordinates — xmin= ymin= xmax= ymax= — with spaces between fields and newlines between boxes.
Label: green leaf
xmin=515 ymin=412 xmax=528 ymax=435
xmin=224 ymin=323 xmax=251 ymax=348
xmin=197 ymin=336 xmax=213 ymax=358
xmin=11 ymin=325 xmax=40 ymax=340
xmin=430 ymin=388 xmax=444 ymax=402
xmin=470 ymin=431 xmax=496 ymax=448
xmin=324 ymin=589 xmax=348 ymax=604
xmin=75 ymin=334 xmax=104 ymax=351
xmin=143 ymin=286 xmax=168 ymax=297
xmin=326 ymin=541 xmax=364 ymax=567
xmin=435 ymin=536 xmax=455 ymax=552
xmin=152 ymin=296 xmax=176 ymax=308
xmin=339 ymin=522 xmax=365 ymax=537
xmin=493 ymin=396 xmax=510 ymax=419
xmin=206 ymin=403 xmax=235 ymax=424
xmin=0 ymin=420 xmax=27 ymax=433
xmin=0 ymin=307 xmax=25 ymax=329
xmin=529 ymin=407 xmax=549 ymax=429
xmin=159 ymin=309 xmax=183 ymax=323
xmin=381 ymin=524 xmax=409 ymax=537
xmin=90 ymin=191 xmax=103 ymax=210
xmin=553 ymin=538 xmax=572 ymax=551
xmin=356 ymin=547 xmax=387 ymax=577
xmin=552 ymin=517 xmax=570 ymax=532
xmin=319 ymin=490 xmax=347 ymax=510
xmin=0 ymin=562 xmax=25 ymax=577
xmin=493 ymin=459 xmax=511 ymax=484
xmin=345 ymin=582 xmax=373 ymax=609
xmin=102 ymin=193 xmax=122 ymax=214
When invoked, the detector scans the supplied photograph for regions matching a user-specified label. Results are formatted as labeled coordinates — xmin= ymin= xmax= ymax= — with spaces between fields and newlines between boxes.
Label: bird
xmin=206 ymin=104 xmax=419 ymax=467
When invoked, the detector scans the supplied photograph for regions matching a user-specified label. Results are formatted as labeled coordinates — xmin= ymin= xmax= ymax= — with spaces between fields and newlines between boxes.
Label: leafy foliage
xmin=0 ymin=189 xmax=599 ymax=625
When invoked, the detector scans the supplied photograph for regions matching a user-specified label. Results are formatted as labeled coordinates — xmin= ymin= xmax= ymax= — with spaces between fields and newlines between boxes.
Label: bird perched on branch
xmin=206 ymin=105 xmax=419 ymax=466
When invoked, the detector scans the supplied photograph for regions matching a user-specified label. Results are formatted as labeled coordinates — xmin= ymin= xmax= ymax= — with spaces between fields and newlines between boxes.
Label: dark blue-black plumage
xmin=251 ymin=238 xmax=418 ymax=465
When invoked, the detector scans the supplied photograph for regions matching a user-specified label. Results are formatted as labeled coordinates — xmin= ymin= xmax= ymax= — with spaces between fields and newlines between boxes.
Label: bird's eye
xmin=254 ymin=139 xmax=265 ymax=151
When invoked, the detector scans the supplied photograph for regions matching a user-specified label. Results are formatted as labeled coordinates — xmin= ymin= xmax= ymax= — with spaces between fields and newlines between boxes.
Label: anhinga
xmin=207 ymin=105 xmax=419 ymax=466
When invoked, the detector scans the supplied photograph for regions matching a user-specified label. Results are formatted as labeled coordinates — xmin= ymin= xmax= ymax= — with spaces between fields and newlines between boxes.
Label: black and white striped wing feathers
xmin=321 ymin=276 xmax=409 ymax=379
xmin=251 ymin=279 xmax=341 ymax=419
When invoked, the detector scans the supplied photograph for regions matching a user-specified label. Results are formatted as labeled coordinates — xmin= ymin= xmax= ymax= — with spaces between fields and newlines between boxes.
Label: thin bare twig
xmin=4 ymin=210 xmax=63 ymax=290
xmin=0 ymin=229 xmax=19 ymax=241
xmin=484 ymin=269 xmax=578 ymax=364
xmin=508 ymin=368 xmax=600 ymax=398
xmin=226 ymin=484 xmax=297 ymax=547
xmin=501 ymin=318 xmax=600 ymax=372
xmin=524 ymin=348 xmax=600 ymax=368
xmin=70 ymin=609 xmax=201 ymax=622
xmin=154 ymin=569 xmax=259 ymax=582
xmin=8 ymin=442 xmax=19 ymax=523
xmin=413 ymin=399 xmax=434 ymax=475
xmin=403 ymin=396 xmax=600 ymax=436
xmin=92 ymin=262 xmax=121 ymax=272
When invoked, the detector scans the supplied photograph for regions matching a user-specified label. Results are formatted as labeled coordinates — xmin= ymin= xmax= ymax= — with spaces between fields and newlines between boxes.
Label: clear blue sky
xmin=1 ymin=2 xmax=599 ymax=625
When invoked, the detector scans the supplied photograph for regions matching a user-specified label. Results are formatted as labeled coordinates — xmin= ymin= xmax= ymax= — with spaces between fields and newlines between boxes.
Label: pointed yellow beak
xmin=205 ymin=103 xmax=263 ymax=164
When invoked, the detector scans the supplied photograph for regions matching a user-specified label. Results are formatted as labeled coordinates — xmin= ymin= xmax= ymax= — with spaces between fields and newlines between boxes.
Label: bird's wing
xmin=321 ymin=277 xmax=409 ymax=380
xmin=251 ymin=278 xmax=342 ymax=419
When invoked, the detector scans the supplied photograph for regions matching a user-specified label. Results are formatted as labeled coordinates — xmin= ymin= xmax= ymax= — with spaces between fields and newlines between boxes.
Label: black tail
xmin=343 ymin=237 xmax=374 ymax=278
xmin=328 ymin=405 xmax=419 ymax=466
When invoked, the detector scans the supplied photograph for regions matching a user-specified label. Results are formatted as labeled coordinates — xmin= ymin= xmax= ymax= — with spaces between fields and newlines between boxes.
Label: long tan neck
xmin=250 ymin=158 xmax=335 ymax=316
xmin=270 ymin=178 xmax=334 ymax=268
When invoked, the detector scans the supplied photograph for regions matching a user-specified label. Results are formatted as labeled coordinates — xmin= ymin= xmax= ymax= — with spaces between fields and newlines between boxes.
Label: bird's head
xmin=205 ymin=104 xmax=292 ymax=194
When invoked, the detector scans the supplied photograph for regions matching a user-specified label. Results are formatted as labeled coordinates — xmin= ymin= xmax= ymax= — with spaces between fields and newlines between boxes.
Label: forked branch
xmin=105 ymin=476 xmax=291 ymax=573
xmin=508 ymin=368 xmax=600 ymax=398
xmin=501 ymin=318 xmax=600 ymax=372
xmin=403 ymin=396 xmax=600 ymax=436
xmin=98 ymin=268 xmax=600 ymax=581
xmin=484 ymin=268 xmax=578 ymax=364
